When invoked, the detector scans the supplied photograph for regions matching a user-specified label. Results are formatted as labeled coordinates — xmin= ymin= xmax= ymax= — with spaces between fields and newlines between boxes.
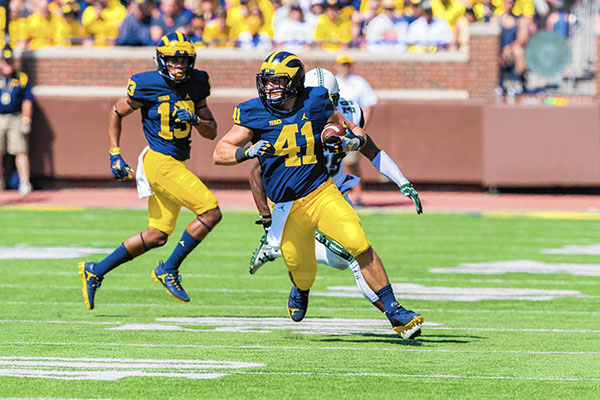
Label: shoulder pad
xmin=126 ymin=71 xmax=157 ymax=101
xmin=233 ymin=98 xmax=263 ymax=128
xmin=190 ymin=69 xmax=211 ymax=97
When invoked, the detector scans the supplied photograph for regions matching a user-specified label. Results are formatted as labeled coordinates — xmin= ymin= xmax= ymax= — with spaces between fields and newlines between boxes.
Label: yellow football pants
xmin=143 ymin=148 xmax=219 ymax=235
xmin=281 ymin=179 xmax=371 ymax=290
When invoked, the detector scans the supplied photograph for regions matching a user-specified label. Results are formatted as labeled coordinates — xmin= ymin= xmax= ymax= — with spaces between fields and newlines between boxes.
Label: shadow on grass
xmin=319 ymin=332 xmax=484 ymax=346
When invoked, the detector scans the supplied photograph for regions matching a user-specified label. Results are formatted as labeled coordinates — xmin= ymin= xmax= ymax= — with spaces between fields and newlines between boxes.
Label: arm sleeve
xmin=371 ymin=150 xmax=410 ymax=187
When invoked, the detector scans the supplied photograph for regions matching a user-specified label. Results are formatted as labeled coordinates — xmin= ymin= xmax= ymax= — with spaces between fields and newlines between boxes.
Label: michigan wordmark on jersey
xmin=233 ymin=86 xmax=335 ymax=203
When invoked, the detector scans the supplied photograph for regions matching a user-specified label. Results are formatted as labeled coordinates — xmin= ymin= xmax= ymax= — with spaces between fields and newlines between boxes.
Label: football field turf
xmin=0 ymin=207 xmax=599 ymax=399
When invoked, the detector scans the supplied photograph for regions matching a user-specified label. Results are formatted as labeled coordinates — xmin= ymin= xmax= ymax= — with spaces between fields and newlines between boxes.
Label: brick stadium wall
xmin=16 ymin=24 xmax=600 ymax=188
xmin=17 ymin=24 xmax=500 ymax=99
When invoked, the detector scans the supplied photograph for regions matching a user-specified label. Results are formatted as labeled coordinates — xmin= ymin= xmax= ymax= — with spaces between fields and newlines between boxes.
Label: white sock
xmin=315 ymin=239 xmax=349 ymax=270
xmin=348 ymin=260 xmax=380 ymax=303
xmin=371 ymin=150 xmax=409 ymax=188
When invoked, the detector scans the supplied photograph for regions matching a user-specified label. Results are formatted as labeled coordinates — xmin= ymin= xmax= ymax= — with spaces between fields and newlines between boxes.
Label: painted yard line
xmin=3 ymin=341 xmax=599 ymax=356
xmin=427 ymin=327 xmax=600 ymax=333
xmin=0 ymin=228 xmax=252 ymax=239
xmin=8 ymin=271 xmax=324 ymax=281
xmin=0 ymin=319 xmax=599 ymax=334
xmin=229 ymin=371 xmax=600 ymax=382
xmin=3 ymin=284 xmax=599 ymax=300
xmin=0 ymin=319 xmax=120 ymax=325
xmin=0 ymin=284 xmax=290 ymax=294
xmin=0 ymin=356 xmax=597 ymax=383
xmin=1 ymin=301 xmax=600 ymax=315
xmin=0 ymin=249 xmax=250 ymax=257
xmin=9 ymin=270 xmax=600 ymax=287
xmin=408 ymin=277 xmax=600 ymax=286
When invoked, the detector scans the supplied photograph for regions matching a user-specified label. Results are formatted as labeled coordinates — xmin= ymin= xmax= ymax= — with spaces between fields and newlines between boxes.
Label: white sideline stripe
xmin=3 ymin=342 xmax=598 ymax=356
xmin=1 ymin=320 xmax=599 ymax=334
xmin=2 ymin=301 xmax=600 ymax=315
xmin=230 ymin=371 xmax=600 ymax=382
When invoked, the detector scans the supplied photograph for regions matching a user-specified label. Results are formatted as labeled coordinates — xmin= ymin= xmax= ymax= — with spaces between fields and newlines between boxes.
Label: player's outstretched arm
xmin=107 ymin=97 xmax=140 ymax=181
xmin=213 ymin=124 xmax=274 ymax=165
xmin=361 ymin=134 xmax=422 ymax=214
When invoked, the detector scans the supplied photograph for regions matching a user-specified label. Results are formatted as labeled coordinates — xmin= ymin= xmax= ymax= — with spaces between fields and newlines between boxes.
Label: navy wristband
xmin=235 ymin=147 xmax=250 ymax=163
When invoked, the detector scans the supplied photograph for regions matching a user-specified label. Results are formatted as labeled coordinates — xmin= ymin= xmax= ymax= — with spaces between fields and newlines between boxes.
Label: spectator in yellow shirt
xmin=82 ymin=0 xmax=126 ymax=47
xmin=492 ymin=0 xmax=534 ymax=17
xmin=203 ymin=7 xmax=236 ymax=47
xmin=430 ymin=0 xmax=468 ymax=51
xmin=59 ymin=2 xmax=88 ymax=46
xmin=430 ymin=0 xmax=464 ymax=29
xmin=314 ymin=1 xmax=353 ymax=50
xmin=26 ymin=0 xmax=73 ymax=49
xmin=8 ymin=0 xmax=29 ymax=50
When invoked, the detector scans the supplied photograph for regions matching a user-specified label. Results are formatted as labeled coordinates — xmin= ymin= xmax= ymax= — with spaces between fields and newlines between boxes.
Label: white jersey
xmin=335 ymin=74 xmax=378 ymax=110
xmin=326 ymin=97 xmax=364 ymax=194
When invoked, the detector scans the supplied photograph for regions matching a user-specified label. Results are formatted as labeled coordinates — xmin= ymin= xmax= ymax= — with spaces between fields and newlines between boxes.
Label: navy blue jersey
xmin=234 ymin=86 xmax=335 ymax=203
xmin=0 ymin=72 xmax=34 ymax=114
xmin=127 ymin=69 xmax=210 ymax=160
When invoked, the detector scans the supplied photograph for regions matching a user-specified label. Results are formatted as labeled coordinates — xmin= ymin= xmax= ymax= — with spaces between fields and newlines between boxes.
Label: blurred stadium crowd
xmin=0 ymin=0 xmax=577 ymax=53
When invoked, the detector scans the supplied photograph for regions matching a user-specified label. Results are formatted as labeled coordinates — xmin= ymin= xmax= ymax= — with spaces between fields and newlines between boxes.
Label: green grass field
xmin=0 ymin=207 xmax=599 ymax=399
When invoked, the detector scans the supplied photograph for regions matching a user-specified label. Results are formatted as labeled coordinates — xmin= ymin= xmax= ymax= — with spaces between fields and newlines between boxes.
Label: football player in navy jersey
xmin=213 ymin=51 xmax=423 ymax=339
xmin=247 ymin=67 xmax=422 ymax=316
xmin=78 ymin=32 xmax=221 ymax=310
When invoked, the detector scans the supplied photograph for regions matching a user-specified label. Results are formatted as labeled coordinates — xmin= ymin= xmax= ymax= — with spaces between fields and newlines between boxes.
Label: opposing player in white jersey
xmin=248 ymin=67 xmax=422 ymax=315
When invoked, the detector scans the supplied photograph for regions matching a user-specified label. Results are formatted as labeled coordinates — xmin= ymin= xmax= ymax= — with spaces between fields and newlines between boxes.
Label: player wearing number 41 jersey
xmin=78 ymin=32 xmax=222 ymax=310
xmin=213 ymin=51 xmax=424 ymax=339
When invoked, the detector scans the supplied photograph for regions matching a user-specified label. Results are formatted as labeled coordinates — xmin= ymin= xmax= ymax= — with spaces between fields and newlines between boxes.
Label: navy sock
xmin=163 ymin=230 xmax=201 ymax=272
xmin=375 ymin=284 xmax=400 ymax=314
xmin=93 ymin=243 xmax=133 ymax=276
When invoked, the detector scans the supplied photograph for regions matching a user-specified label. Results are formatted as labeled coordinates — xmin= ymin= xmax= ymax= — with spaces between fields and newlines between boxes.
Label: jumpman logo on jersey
xmin=302 ymin=113 xmax=308 ymax=120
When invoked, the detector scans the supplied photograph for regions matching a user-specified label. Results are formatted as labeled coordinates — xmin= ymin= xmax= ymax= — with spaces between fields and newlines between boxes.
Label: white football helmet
xmin=305 ymin=68 xmax=340 ymax=106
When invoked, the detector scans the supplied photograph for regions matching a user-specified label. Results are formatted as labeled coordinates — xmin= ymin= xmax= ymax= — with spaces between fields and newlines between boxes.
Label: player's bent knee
xmin=197 ymin=207 xmax=222 ymax=231
xmin=339 ymin=232 xmax=370 ymax=259
xmin=144 ymin=228 xmax=169 ymax=248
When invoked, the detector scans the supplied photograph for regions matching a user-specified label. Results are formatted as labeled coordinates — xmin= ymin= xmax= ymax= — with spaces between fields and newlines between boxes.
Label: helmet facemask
xmin=256 ymin=51 xmax=305 ymax=115
xmin=257 ymin=74 xmax=295 ymax=107
xmin=160 ymin=55 xmax=195 ymax=82
xmin=156 ymin=32 xmax=196 ymax=83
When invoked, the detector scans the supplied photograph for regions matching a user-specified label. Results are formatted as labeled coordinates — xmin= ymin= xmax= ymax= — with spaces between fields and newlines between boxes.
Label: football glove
xmin=400 ymin=183 xmax=422 ymax=214
xmin=109 ymin=147 xmax=134 ymax=181
xmin=255 ymin=214 xmax=272 ymax=234
xmin=246 ymin=140 xmax=275 ymax=158
xmin=174 ymin=108 xmax=200 ymax=126
xmin=324 ymin=135 xmax=364 ymax=154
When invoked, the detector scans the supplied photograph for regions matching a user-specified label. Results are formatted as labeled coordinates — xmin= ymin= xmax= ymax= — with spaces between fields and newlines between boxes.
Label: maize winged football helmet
xmin=156 ymin=32 xmax=196 ymax=82
xmin=256 ymin=51 xmax=305 ymax=113
xmin=305 ymin=68 xmax=340 ymax=106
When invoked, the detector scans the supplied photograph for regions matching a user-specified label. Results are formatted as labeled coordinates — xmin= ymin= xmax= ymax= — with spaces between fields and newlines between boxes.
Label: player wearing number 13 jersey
xmin=78 ymin=32 xmax=222 ymax=310
xmin=213 ymin=51 xmax=423 ymax=339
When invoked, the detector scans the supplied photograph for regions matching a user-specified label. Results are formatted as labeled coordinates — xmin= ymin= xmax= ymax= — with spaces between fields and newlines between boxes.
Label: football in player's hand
xmin=320 ymin=122 xmax=346 ymax=143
